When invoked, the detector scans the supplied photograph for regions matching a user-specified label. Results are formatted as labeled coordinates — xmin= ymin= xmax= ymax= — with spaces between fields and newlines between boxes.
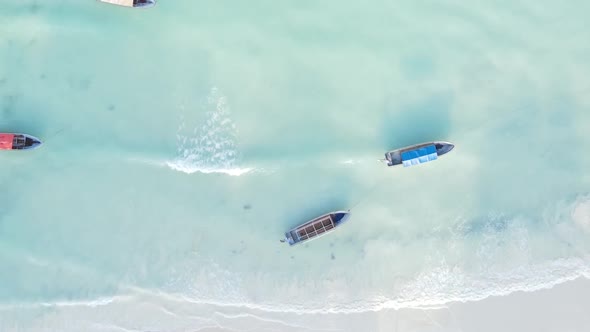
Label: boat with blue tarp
xmin=384 ymin=141 xmax=454 ymax=167
xmin=282 ymin=211 xmax=351 ymax=246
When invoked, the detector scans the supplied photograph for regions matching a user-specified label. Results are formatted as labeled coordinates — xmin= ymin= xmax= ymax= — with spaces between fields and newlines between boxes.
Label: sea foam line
xmin=122 ymin=257 xmax=590 ymax=314
xmin=165 ymin=160 xmax=254 ymax=176
xmin=126 ymin=156 xmax=257 ymax=177
xmin=1 ymin=265 xmax=588 ymax=315
xmin=0 ymin=296 xmax=125 ymax=311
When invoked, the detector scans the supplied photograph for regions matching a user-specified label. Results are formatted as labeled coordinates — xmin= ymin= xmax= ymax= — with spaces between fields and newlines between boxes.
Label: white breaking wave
xmin=1 ymin=259 xmax=589 ymax=317
xmin=166 ymin=88 xmax=252 ymax=176
xmin=166 ymin=162 xmax=253 ymax=176
xmin=0 ymin=296 xmax=122 ymax=311
xmin=394 ymin=256 xmax=590 ymax=310
xmin=127 ymin=157 xmax=254 ymax=176
xmin=154 ymin=259 xmax=590 ymax=314
xmin=136 ymin=254 xmax=590 ymax=314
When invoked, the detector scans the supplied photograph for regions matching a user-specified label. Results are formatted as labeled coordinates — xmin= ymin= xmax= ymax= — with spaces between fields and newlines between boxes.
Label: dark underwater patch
xmin=2 ymin=95 xmax=19 ymax=118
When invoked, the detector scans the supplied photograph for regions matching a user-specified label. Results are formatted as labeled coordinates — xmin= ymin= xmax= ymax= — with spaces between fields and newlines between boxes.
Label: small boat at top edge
xmin=0 ymin=133 xmax=42 ymax=151
xmin=283 ymin=211 xmax=351 ymax=246
xmin=98 ymin=0 xmax=156 ymax=8
xmin=383 ymin=141 xmax=454 ymax=167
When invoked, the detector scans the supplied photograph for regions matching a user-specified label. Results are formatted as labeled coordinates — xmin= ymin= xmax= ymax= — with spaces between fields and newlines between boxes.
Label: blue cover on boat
xmin=401 ymin=145 xmax=438 ymax=167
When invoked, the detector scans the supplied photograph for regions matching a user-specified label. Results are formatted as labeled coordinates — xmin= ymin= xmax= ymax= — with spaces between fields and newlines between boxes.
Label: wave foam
xmin=167 ymin=88 xmax=250 ymax=176
xmin=394 ymin=257 xmax=590 ymax=310
xmin=165 ymin=161 xmax=253 ymax=176
xmin=0 ymin=296 xmax=123 ymax=311
xmin=133 ymin=255 xmax=590 ymax=315
xmin=137 ymin=265 xmax=588 ymax=315
xmin=2 ymin=262 xmax=589 ymax=316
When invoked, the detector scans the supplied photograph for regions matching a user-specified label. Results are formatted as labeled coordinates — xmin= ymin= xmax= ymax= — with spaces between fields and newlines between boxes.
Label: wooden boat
xmin=98 ymin=0 xmax=156 ymax=8
xmin=283 ymin=211 xmax=351 ymax=246
xmin=0 ymin=133 xmax=42 ymax=150
xmin=384 ymin=141 xmax=454 ymax=167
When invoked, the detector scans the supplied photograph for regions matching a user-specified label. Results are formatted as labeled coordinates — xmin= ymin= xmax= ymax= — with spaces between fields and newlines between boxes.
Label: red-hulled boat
xmin=0 ymin=133 xmax=42 ymax=150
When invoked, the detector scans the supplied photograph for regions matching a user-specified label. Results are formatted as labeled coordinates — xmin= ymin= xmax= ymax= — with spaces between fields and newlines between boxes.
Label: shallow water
xmin=1 ymin=0 xmax=590 ymax=330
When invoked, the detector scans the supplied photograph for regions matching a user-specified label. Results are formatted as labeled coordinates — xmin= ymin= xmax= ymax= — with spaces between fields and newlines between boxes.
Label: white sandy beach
xmin=366 ymin=277 xmax=590 ymax=332
xmin=202 ymin=277 xmax=590 ymax=332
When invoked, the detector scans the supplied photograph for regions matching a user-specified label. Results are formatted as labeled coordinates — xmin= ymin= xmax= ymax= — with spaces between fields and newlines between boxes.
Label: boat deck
xmin=11 ymin=135 xmax=29 ymax=150
xmin=387 ymin=142 xmax=449 ymax=166
xmin=294 ymin=215 xmax=335 ymax=242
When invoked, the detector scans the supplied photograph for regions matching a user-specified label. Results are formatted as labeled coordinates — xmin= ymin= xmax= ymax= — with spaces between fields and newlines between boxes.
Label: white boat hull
xmin=98 ymin=0 xmax=156 ymax=8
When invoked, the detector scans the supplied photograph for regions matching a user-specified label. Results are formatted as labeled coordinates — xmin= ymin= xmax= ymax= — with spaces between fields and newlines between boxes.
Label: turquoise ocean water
xmin=1 ymin=0 xmax=590 ymax=330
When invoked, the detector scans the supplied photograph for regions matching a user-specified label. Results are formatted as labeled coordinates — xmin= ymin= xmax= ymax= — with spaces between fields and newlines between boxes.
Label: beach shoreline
xmin=4 ymin=277 xmax=587 ymax=332
xmin=317 ymin=276 xmax=590 ymax=332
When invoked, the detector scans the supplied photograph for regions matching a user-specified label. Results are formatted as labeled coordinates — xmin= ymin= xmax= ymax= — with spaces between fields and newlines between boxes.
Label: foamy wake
xmin=166 ymin=87 xmax=252 ymax=176
xmin=165 ymin=161 xmax=253 ymax=176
